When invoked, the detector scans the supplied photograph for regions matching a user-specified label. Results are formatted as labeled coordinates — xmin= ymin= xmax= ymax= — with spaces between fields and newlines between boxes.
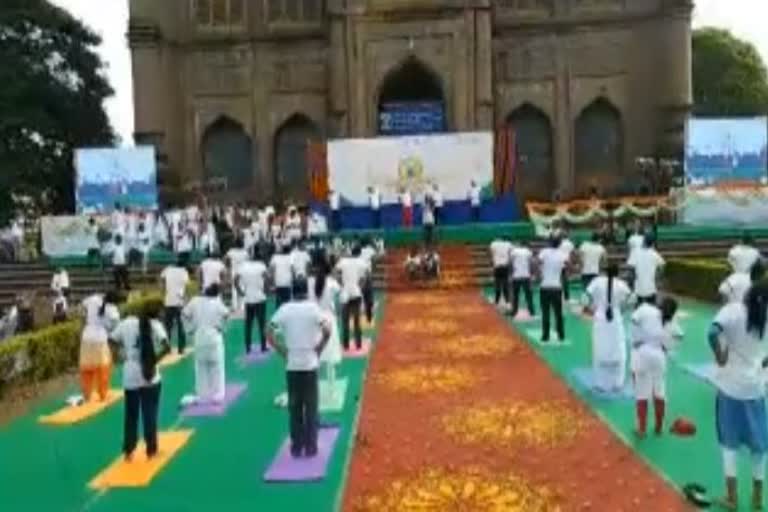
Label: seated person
xmin=422 ymin=250 xmax=441 ymax=279
xmin=404 ymin=247 xmax=422 ymax=280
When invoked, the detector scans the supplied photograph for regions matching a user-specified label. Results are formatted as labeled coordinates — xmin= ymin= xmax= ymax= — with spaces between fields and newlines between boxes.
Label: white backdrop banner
xmin=682 ymin=188 xmax=768 ymax=226
xmin=41 ymin=216 xmax=100 ymax=257
xmin=327 ymin=132 xmax=494 ymax=206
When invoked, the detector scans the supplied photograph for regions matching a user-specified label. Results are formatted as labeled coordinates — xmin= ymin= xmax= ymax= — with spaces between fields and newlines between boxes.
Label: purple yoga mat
xmin=181 ymin=382 xmax=247 ymax=417
xmin=264 ymin=427 xmax=340 ymax=482
xmin=238 ymin=349 xmax=272 ymax=367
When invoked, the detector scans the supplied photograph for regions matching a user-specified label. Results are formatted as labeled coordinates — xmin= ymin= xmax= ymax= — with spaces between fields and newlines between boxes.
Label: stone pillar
xmin=553 ymin=37 xmax=574 ymax=197
xmin=474 ymin=6 xmax=494 ymax=131
xmin=329 ymin=10 xmax=349 ymax=137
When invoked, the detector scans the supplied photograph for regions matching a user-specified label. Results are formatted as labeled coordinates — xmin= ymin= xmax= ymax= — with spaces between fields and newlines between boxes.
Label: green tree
xmin=0 ymin=0 xmax=114 ymax=224
xmin=693 ymin=27 xmax=768 ymax=116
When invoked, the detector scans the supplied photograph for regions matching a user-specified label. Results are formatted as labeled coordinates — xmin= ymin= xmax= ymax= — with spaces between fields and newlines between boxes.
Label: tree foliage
xmin=0 ymin=0 xmax=114 ymax=224
xmin=693 ymin=27 xmax=768 ymax=116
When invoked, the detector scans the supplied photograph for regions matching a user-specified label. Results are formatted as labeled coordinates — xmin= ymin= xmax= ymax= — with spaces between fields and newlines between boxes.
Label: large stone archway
xmin=507 ymin=103 xmax=554 ymax=202
xmin=200 ymin=116 xmax=254 ymax=191
xmin=574 ymin=98 xmax=625 ymax=196
xmin=273 ymin=113 xmax=321 ymax=203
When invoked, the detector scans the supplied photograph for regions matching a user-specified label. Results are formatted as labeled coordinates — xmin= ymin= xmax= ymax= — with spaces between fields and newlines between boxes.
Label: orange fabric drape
xmin=307 ymin=141 xmax=328 ymax=202
xmin=494 ymin=126 xmax=516 ymax=196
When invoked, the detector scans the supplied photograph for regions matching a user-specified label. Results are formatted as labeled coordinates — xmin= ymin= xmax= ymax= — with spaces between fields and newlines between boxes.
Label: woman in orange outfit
xmin=79 ymin=291 xmax=120 ymax=401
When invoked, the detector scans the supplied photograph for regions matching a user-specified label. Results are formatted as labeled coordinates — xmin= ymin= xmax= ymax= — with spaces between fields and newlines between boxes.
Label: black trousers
xmin=423 ymin=224 xmax=434 ymax=245
xmin=362 ymin=281 xmax=374 ymax=322
xmin=581 ymin=274 xmax=597 ymax=291
xmin=511 ymin=278 xmax=535 ymax=315
xmin=493 ymin=266 xmax=510 ymax=304
xmin=434 ymin=206 xmax=442 ymax=225
xmin=561 ymin=270 xmax=571 ymax=300
xmin=286 ymin=370 xmax=319 ymax=456
xmin=471 ymin=206 xmax=480 ymax=222
xmin=373 ymin=208 xmax=382 ymax=228
xmin=342 ymin=297 xmax=362 ymax=350
xmin=540 ymin=287 xmax=565 ymax=341
xmin=113 ymin=265 xmax=130 ymax=291
xmin=275 ymin=287 xmax=291 ymax=309
xmin=123 ymin=383 xmax=161 ymax=457
xmin=244 ymin=302 xmax=267 ymax=353
xmin=638 ymin=294 xmax=657 ymax=306
xmin=332 ymin=210 xmax=341 ymax=232
xmin=163 ymin=306 xmax=187 ymax=353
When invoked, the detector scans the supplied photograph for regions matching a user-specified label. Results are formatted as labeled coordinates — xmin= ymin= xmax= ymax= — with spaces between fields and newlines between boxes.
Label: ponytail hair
xmin=138 ymin=306 xmax=158 ymax=382
xmin=314 ymin=255 xmax=329 ymax=299
xmin=99 ymin=291 xmax=119 ymax=317
xmin=605 ymin=263 xmax=619 ymax=322
xmin=746 ymin=282 xmax=768 ymax=340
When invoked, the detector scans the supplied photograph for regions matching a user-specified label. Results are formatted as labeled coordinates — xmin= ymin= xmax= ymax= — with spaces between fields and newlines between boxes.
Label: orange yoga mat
xmin=361 ymin=318 xmax=376 ymax=330
xmin=158 ymin=349 xmax=193 ymax=369
xmin=39 ymin=390 xmax=123 ymax=425
xmin=89 ymin=430 xmax=194 ymax=489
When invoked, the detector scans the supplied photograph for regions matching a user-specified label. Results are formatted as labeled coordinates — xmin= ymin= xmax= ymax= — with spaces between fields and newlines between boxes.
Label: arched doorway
xmin=377 ymin=58 xmax=446 ymax=136
xmin=507 ymin=104 xmax=554 ymax=202
xmin=575 ymin=98 xmax=624 ymax=195
xmin=273 ymin=114 xmax=321 ymax=203
xmin=201 ymin=116 xmax=254 ymax=192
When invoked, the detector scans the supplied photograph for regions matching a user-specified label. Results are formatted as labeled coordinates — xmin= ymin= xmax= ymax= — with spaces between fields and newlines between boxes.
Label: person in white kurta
xmin=728 ymin=234 xmax=761 ymax=274
xmin=308 ymin=263 xmax=342 ymax=399
xmin=226 ymin=240 xmax=249 ymax=311
xmin=585 ymin=264 xmax=632 ymax=392
xmin=182 ymin=285 xmax=230 ymax=405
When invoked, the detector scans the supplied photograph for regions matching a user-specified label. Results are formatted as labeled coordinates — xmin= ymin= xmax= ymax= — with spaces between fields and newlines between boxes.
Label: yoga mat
xmin=181 ymin=382 xmax=247 ymax=417
xmin=524 ymin=328 xmax=573 ymax=347
xmin=273 ymin=379 xmax=348 ymax=413
xmin=512 ymin=310 xmax=537 ymax=323
xmin=570 ymin=368 xmax=634 ymax=400
xmin=158 ymin=349 xmax=193 ymax=369
xmin=89 ymin=430 xmax=193 ymax=489
xmin=361 ymin=318 xmax=376 ymax=330
xmin=680 ymin=363 xmax=717 ymax=386
xmin=238 ymin=349 xmax=272 ymax=367
xmin=39 ymin=390 xmax=123 ymax=425
xmin=344 ymin=340 xmax=372 ymax=358
xmin=263 ymin=427 xmax=340 ymax=482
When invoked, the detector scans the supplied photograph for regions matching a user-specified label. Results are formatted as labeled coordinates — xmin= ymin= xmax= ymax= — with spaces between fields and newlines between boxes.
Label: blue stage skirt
xmin=716 ymin=391 xmax=768 ymax=453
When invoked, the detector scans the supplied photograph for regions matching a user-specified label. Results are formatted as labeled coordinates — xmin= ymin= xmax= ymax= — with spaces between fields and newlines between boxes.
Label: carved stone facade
xmin=129 ymin=0 xmax=693 ymax=204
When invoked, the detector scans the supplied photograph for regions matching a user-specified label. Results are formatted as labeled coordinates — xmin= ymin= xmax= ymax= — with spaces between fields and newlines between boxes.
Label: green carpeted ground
xmin=0 ymin=299 xmax=383 ymax=512
xmin=486 ymin=286 xmax=763 ymax=502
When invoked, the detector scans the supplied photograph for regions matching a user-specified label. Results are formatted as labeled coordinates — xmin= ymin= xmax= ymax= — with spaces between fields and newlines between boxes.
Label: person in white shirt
xmin=537 ymin=238 xmax=569 ymax=342
xmin=79 ymin=292 xmax=120 ymax=402
xmin=423 ymin=197 xmax=436 ymax=246
xmin=291 ymin=241 xmax=312 ymax=281
xmin=182 ymin=284 xmax=231 ymax=405
xmin=236 ymin=252 xmax=270 ymax=354
xmin=627 ymin=235 xmax=665 ymax=304
xmin=111 ymin=235 xmax=130 ymax=292
xmin=285 ymin=208 xmax=303 ymax=244
xmin=630 ymin=297 xmax=681 ymax=438
xmin=422 ymin=249 xmax=441 ymax=279
xmin=51 ymin=268 xmax=70 ymax=298
xmin=200 ymin=216 xmax=219 ymax=256
xmin=404 ymin=247 xmax=421 ymax=280
xmin=708 ymin=283 xmax=768 ymax=510
xmin=226 ymin=238 xmax=249 ymax=311
xmin=307 ymin=211 xmax=328 ymax=238
xmin=199 ymin=254 xmax=227 ymax=292
xmin=489 ymin=236 xmax=514 ymax=308
xmin=271 ymin=245 xmax=294 ymax=308
xmin=268 ymin=279 xmax=331 ymax=458
xmin=584 ymin=263 xmax=632 ymax=392
xmin=308 ymin=258 xmax=343 ymax=397
xmin=136 ymin=222 xmax=152 ymax=274
xmin=335 ymin=246 xmax=368 ymax=350
xmin=719 ymin=271 xmax=753 ymax=305
xmin=579 ymin=233 xmax=606 ymax=289
xmin=728 ymin=233 xmax=762 ymax=274
xmin=329 ymin=189 xmax=341 ymax=232
xmin=626 ymin=226 xmax=645 ymax=265
xmin=468 ymin=180 xmax=482 ymax=222
xmin=87 ymin=217 xmax=101 ymax=265
xmin=431 ymin=183 xmax=444 ymax=224
xmin=52 ymin=293 xmax=69 ymax=324
xmin=160 ymin=258 xmax=190 ymax=353
xmin=368 ymin=186 xmax=382 ymax=229
xmin=558 ymin=233 xmax=575 ymax=302
xmin=176 ymin=224 xmax=194 ymax=259
xmin=399 ymin=187 xmax=413 ymax=227
xmin=110 ymin=306 xmax=170 ymax=461
xmin=510 ymin=242 xmax=535 ymax=317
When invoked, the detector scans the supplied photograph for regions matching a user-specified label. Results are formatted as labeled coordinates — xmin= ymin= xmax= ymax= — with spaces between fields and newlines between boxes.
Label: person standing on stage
xmin=489 ymin=235 xmax=514 ymax=310
xmin=160 ymin=257 xmax=190 ymax=353
xmin=368 ymin=186 xmax=382 ymax=229
xmin=422 ymin=196 xmax=436 ymax=246
xmin=510 ymin=241 xmax=535 ymax=318
xmin=468 ymin=180 xmax=481 ymax=222
xmin=728 ymin=232 xmax=762 ymax=274
xmin=579 ymin=233 xmax=607 ymax=290
xmin=628 ymin=235 xmax=665 ymax=305
xmin=537 ymin=237 xmax=569 ymax=343
xmin=268 ymin=279 xmax=331 ymax=459
xmin=329 ymin=189 xmax=341 ymax=232
xmin=430 ymin=183 xmax=444 ymax=225
xmin=236 ymin=251 xmax=269 ymax=354
xmin=399 ymin=187 xmax=413 ymax=227
xmin=336 ymin=246 xmax=368 ymax=350
xmin=271 ymin=245 xmax=294 ymax=309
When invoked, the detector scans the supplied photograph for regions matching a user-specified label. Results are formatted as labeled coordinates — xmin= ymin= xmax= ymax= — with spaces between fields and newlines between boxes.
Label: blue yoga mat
xmin=570 ymin=367 xmax=634 ymax=400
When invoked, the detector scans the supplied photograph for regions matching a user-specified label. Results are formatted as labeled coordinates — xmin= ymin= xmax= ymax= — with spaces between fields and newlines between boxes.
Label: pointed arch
xmin=575 ymin=97 xmax=624 ymax=195
xmin=201 ymin=115 xmax=254 ymax=191
xmin=377 ymin=57 xmax=446 ymax=135
xmin=273 ymin=113 xmax=321 ymax=203
xmin=507 ymin=103 xmax=554 ymax=201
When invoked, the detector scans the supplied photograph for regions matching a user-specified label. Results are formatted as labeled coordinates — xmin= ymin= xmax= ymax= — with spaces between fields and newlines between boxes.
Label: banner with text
xmin=327 ymin=132 xmax=494 ymax=206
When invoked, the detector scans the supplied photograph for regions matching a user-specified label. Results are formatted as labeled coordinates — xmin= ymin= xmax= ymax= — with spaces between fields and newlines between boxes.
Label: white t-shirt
xmin=579 ymin=242 xmax=606 ymax=276
xmin=586 ymin=276 xmax=631 ymax=316
xmin=627 ymin=234 xmax=644 ymax=259
xmin=559 ymin=238 xmax=574 ymax=259
xmin=628 ymin=248 xmax=665 ymax=297
xmin=400 ymin=191 xmax=412 ymax=208
xmin=432 ymin=189 xmax=444 ymax=207
xmin=538 ymin=247 xmax=568 ymax=289
xmin=423 ymin=207 xmax=435 ymax=225
xmin=490 ymin=240 xmax=513 ymax=268
xmin=112 ymin=317 xmax=168 ymax=389
xmin=713 ymin=302 xmax=768 ymax=400
xmin=728 ymin=244 xmax=761 ymax=274
xmin=112 ymin=244 xmax=127 ymax=266
xmin=336 ymin=256 xmax=368 ymax=300
xmin=237 ymin=261 xmax=268 ymax=304
xmin=271 ymin=301 xmax=328 ymax=371
xmin=369 ymin=190 xmax=381 ymax=210
xmin=719 ymin=272 xmax=752 ymax=305
xmin=290 ymin=249 xmax=311 ymax=278
xmin=469 ymin=184 xmax=481 ymax=206
xmin=200 ymin=258 xmax=226 ymax=289
xmin=360 ymin=246 xmax=377 ymax=272
xmin=511 ymin=246 xmax=533 ymax=279
xmin=161 ymin=266 xmax=189 ymax=307
xmin=630 ymin=303 xmax=665 ymax=347
xmin=51 ymin=271 xmax=70 ymax=291
xmin=183 ymin=296 xmax=229 ymax=337
xmin=226 ymin=248 xmax=249 ymax=276
xmin=270 ymin=254 xmax=294 ymax=288
xmin=308 ymin=276 xmax=341 ymax=313
xmin=81 ymin=294 xmax=120 ymax=344
xmin=329 ymin=192 xmax=340 ymax=210
xmin=177 ymin=232 xmax=193 ymax=253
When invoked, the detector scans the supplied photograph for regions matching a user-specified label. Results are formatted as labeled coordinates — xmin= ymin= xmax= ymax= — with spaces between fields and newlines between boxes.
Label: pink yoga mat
xmin=344 ymin=339 xmax=372 ymax=359
xmin=238 ymin=349 xmax=272 ymax=367
xmin=263 ymin=427 xmax=340 ymax=482
xmin=181 ymin=382 xmax=247 ymax=417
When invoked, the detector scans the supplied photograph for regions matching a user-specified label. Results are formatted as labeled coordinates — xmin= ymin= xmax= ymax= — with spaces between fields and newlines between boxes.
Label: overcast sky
xmin=49 ymin=0 xmax=768 ymax=146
